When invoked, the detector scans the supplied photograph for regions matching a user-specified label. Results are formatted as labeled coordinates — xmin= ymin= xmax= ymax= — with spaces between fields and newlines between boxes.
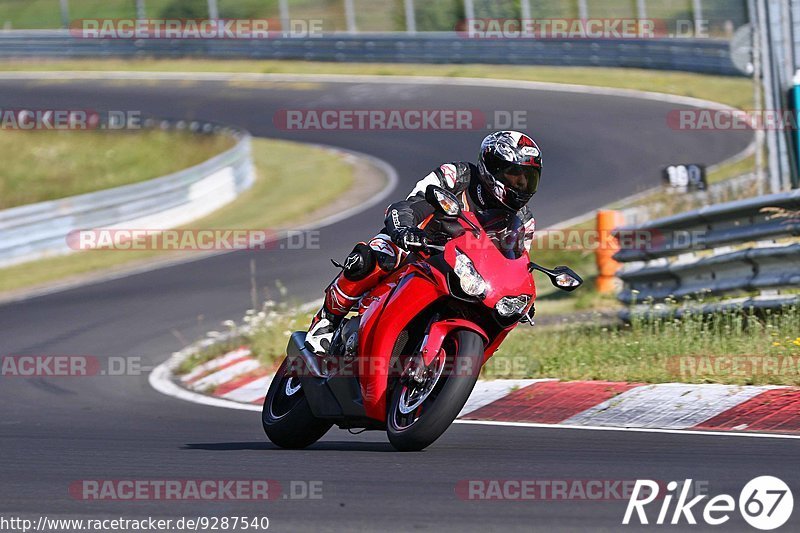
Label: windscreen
xmin=475 ymin=209 xmax=527 ymax=259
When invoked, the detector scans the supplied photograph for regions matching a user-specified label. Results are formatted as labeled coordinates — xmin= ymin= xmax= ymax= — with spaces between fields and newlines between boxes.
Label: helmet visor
xmin=494 ymin=164 xmax=540 ymax=196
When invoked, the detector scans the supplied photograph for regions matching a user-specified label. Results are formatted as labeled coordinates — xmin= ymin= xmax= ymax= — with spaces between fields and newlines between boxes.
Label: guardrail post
xmin=464 ymin=0 xmax=475 ymax=24
xmin=344 ymin=0 xmax=357 ymax=33
xmin=404 ymin=0 xmax=416 ymax=34
xmin=59 ymin=0 xmax=70 ymax=29
xmin=692 ymin=0 xmax=704 ymax=35
xmin=757 ymin=0 xmax=787 ymax=192
xmin=596 ymin=210 xmax=624 ymax=294
xmin=207 ymin=0 xmax=219 ymax=20
xmin=520 ymin=0 xmax=531 ymax=21
xmin=637 ymin=0 xmax=647 ymax=20
xmin=578 ymin=0 xmax=589 ymax=19
xmin=279 ymin=0 xmax=290 ymax=32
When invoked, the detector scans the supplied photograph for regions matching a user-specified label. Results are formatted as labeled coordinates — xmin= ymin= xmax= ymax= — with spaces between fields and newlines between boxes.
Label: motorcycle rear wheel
xmin=262 ymin=357 xmax=332 ymax=449
xmin=387 ymin=330 xmax=484 ymax=451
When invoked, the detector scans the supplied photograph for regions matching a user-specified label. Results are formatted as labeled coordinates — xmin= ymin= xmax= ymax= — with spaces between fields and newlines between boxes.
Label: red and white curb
xmin=172 ymin=347 xmax=544 ymax=415
xmin=461 ymin=380 xmax=800 ymax=436
xmin=151 ymin=347 xmax=800 ymax=438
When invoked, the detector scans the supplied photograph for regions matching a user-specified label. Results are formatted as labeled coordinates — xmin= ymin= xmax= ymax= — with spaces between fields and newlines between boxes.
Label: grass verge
xmin=175 ymin=302 xmax=313 ymax=375
xmin=0 ymin=129 xmax=234 ymax=209
xmin=485 ymin=306 xmax=800 ymax=385
xmin=180 ymin=303 xmax=800 ymax=386
xmin=0 ymin=59 xmax=754 ymax=109
xmin=0 ymin=137 xmax=354 ymax=294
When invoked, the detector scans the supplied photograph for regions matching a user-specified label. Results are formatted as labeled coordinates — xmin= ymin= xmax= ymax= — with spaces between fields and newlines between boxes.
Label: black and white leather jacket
xmin=383 ymin=162 xmax=536 ymax=250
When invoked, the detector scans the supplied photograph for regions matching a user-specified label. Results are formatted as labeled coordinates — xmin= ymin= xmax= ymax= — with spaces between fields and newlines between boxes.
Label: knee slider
xmin=342 ymin=243 xmax=377 ymax=281
xmin=374 ymin=249 xmax=397 ymax=272
xmin=367 ymin=237 xmax=399 ymax=272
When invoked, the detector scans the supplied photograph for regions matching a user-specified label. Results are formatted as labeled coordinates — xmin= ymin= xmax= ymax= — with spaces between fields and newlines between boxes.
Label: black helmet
xmin=477 ymin=131 xmax=542 ymax=211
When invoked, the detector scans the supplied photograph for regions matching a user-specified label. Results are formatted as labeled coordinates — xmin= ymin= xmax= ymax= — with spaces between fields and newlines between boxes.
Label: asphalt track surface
xmin=1 ymin=78 xmax=792 ymax=532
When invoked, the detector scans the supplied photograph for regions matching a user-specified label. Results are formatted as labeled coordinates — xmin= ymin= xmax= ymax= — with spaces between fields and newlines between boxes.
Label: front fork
xmin=401 ymin=314 xmax=440 ymax=386
xmin=402 ymin=315 xmax=489 ymax=382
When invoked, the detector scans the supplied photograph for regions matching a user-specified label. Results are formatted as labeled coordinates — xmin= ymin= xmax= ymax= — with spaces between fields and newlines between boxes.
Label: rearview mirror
xmin=528 ymin=263 xmax=584 ymax=292
xmin=425 ymin=185 xmax=461 ymax=217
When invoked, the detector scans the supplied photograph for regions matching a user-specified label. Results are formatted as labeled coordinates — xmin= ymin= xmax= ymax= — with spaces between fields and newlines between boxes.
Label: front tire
xmin=262 ymin=358 xmax=332 ymax=449
xmin=387 ymin=330 xmax=484 ymax=451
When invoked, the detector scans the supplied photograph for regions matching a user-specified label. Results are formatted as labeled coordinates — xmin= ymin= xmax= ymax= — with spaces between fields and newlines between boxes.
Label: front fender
xmin=359 ymin=271 xmax=445 ymax=421
xmin=422 ymin=319 xmax=489 ymax=366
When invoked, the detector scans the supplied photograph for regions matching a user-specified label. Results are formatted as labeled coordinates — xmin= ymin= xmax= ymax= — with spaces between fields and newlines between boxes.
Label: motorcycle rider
xmin=305 ymin=130 xmax=542 ymax=354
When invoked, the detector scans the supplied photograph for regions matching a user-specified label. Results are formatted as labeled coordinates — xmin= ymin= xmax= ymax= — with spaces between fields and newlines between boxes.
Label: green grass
xmin=707 ymin=153 xmax=757 ymax=185
xmin=0 ymin=137 xmax=355 ymax=293
xmin=0 ymin=59 xmax=754 ymax=110
xmin=176 ymin=301 xmax=313 ymax=375
xmin=484 ymin=306 xmax=800 ymax=385
xmin=181 ymin=302 xmax=800 ymax=386
xmin=0 ymin=129 xmax=234 ymax=209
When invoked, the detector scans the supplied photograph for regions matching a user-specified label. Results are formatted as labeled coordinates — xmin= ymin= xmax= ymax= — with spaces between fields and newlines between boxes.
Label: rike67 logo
xmin=623 ymin=477 xmax=793 ymax=530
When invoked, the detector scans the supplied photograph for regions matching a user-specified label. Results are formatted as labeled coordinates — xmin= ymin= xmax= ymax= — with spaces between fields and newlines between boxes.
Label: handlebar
xmin=405 ymin=239 xmax=446 ymax=254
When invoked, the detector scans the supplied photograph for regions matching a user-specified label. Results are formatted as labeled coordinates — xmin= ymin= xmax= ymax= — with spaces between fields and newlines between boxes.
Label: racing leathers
xmin=305 ymin=162 xmax=536 ymax=354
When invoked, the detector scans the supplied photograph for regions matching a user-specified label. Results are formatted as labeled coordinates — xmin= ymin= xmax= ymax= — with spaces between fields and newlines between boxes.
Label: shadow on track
xmin=183 ymin=440 xmax=396 ymax=452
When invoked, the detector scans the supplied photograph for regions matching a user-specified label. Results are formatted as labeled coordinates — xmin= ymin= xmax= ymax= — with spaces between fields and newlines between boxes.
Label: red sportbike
xmin=262 ymin=186 xmax=583 ymax=451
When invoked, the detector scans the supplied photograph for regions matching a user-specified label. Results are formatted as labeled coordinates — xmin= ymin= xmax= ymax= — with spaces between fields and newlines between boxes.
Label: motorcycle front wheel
xmin=262 ymin=357 xmax=332 ymax=449
xmin=387 ymin=330 xmax=484 ymax=451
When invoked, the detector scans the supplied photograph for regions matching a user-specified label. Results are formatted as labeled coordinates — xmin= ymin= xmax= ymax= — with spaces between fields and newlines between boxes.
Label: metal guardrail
xmin=0 ymin=31 xmax=744 ymax=76
xmin=0 ymin=119 xmax=255 ymax=268
xmin=614 ymin=190 xmax=800 ymax=314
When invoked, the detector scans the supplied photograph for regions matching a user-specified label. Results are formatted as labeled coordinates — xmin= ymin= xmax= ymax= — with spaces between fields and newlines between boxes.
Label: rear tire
xmin=387 ymin=330 xmax=484 ymax=451
xmin=262 ymin=358 xmax=332 ymax=449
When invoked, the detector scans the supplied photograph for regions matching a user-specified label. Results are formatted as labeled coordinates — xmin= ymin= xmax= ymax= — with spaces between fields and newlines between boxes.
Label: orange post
xmin=595 ymin=210 xmax=624 ymax=294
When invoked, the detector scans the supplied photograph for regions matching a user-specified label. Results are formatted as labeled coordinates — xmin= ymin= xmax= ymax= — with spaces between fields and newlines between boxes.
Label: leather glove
xmin=392 ymin=227 xmax=428 ymax=250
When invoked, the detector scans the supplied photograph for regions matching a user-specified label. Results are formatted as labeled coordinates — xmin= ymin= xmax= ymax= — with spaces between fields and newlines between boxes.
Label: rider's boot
xmin=305 ymin=275 xmax=358 ymax=354
xmin=305 ymin=242 xmax=398 ymax=354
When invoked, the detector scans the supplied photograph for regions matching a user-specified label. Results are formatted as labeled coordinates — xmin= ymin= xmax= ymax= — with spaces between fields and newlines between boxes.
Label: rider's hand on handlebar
xmin=392 ymin=227 xmax=428 ymax=251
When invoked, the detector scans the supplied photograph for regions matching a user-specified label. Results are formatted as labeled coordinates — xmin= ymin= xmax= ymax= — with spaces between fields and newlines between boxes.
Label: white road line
xmin=148 ymin=363 xmax=261 ymax=412
xmin=454 ymin=419 xmax=800 ymax=440
xmin=151 ymin=360 xmax=800 ymax=440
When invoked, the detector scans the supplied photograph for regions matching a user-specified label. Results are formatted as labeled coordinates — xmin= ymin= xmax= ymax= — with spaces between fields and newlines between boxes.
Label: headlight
xmin=496 ymin=295 xmax=531 ymax=317
xmin=454 ymin=250 xmax=487 ymax=297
